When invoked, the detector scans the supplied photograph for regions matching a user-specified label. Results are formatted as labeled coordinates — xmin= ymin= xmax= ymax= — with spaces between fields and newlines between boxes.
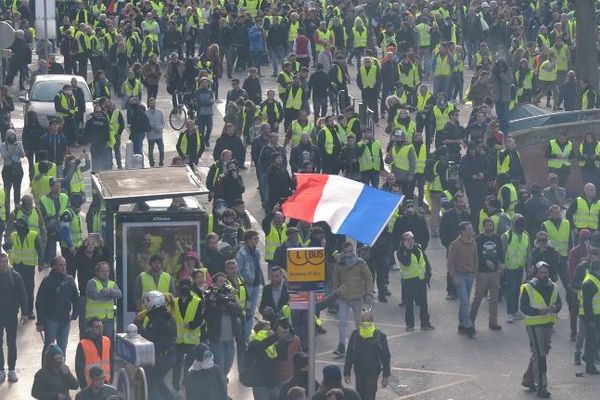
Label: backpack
xmin=238 ymin=348 xmax=260 ymax=387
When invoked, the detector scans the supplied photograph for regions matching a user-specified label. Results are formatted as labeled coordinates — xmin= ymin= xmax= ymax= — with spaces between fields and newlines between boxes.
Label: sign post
xmin=287 ymin=247 xmax=325 ymax=399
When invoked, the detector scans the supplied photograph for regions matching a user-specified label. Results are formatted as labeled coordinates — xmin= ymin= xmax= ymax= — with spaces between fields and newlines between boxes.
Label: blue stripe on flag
xmin=337 ymin=184 xmax=403 ymax=246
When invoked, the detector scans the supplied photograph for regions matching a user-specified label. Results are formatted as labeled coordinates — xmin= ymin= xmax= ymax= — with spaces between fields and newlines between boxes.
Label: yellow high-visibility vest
xmin=539 ymin=60 xmax=557 ymax=82
xmin=285 ymin=87 xmax=303 ymax=110
xmin=352 ymin=27 xmax=367 ymax=48
xmin=358 ymin=140 xmax=382 ymax=172
xmin=9 ymin=230 xmax=38 ymax=266
xmin=433 ymin=54 xmax=451 ymax=77
xmin=542 ymin=219 xmax=570 ymax=257
xmin=359 ymin=65 xmax=377 ymax=89
xmin=547 ymin=139 xmax=572 ymax=168
xmin=321 ymin=127 xmax=335 ymax=155
xmin=396 ymin=247 xmax=426 ymax=280
xmin=579 ymin=273 xmax=600 ymax=315
xmin=503 ymin=231 xmax=529 ymax=270
xmin=174 ymin=296 xmax=201 ymax=345
xmin=290 ymin=120 xmax=314 ymax=147
xmin=140 ymin=271 xmax=171 ymax=299
xmin=288 ymin=21 xmax=300 ymax=42
xmin=265 ymin=223 xmax=287 ymax=261
xmin=390 ymin=145 xmax=414 ymax=172
xmin=497 ymin=183 xmax=518 ymax=214
xmin=415 ymin=144 xmax=427 ymax=174
xmin=433 ymin=105 xmax=453 ymax=131
xmin=33 ymin=162 xmax=57 ymax=178
xmin=86 ymin=278 xmax=116 ymax=320
xmin=416 ymin=92 xmax=432 ymax=112
xmin=573 ymin=197 xmax=600 ymax=230
xmin=520 ymin=282 xmax=558 ymax=326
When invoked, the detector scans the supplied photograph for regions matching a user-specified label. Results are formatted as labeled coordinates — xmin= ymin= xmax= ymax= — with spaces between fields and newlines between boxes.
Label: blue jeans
xmin=269 ymin=46 xmax=285 ymax=74
xmin=147 ymin=138 xmax=165 ymax=167
xmin=210 ymin=340 xmax=235 ymax=378
xmin=505 ymin=268 xmax=524 ymax=315
xmin=132 ymin=132 xmax=145 ymax=155
xmin=245 ymin=285 xmax=260 ymax=338
xmin=455 ymin=273 xmax=475 ymax=328
xmin=43 ymin=319 xmax=71 ymax=357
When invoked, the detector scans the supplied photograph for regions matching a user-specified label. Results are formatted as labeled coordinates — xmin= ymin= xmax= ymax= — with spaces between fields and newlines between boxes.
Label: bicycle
xmin=169 ymin=90 xmax=196 ymax=130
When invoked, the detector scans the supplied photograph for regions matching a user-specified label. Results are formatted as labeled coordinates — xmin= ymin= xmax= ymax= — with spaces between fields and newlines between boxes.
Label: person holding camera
xmin=205 ymin=272 xmax=244 ymax=382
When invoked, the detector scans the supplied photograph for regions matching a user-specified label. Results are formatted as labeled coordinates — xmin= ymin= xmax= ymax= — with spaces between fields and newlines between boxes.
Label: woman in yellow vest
xmin=349 ymin=17 xmax=367 ymax=67
xmin=519 ymin=261 xmax=561 ymax=398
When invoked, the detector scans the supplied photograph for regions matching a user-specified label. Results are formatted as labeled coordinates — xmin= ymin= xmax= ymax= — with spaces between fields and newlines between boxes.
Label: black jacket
xmin=247 ymin=333 xmax=287 ymax=387
xmin=204 ymin=287 xmax=244 ymax=342
xmin=213 ymin=134 xmax=245 ymax=166
xmin=259 ymin=283 xmax=289 ymax=322
xmin=84 ymin=115 xmax=110 ymax=149
xmin=36 ymin=269 xmax=79 ymax=325
xmin=139 ymin=306 xmax=177 ymax=355
xmin=344 ymin=328 xmax=391 ymax=378
xmin=308 ymin=70 xmax=330 ymax=98
xmin=440 ymin=208 xmax=472 ymax=248
xmin=0 ymin=268 xmax=27 ymax=316
xmin=128 ymin=106 xmax=151 ymax=137
xmin=393 ymin=213 xmax=430 ymax=250
xmin=520 ymin=277 xmax=563 ymax=323
xmin=184 ymin=366 xmax=228 ymax=400
xmin=22 ymin=120 xmax=44 ymax=154
xmin=290 ymin=143 xmax=320 ymax=173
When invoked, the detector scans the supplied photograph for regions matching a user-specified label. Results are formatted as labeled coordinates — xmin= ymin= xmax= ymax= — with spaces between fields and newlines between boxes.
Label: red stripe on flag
xmin=281 ymin=174 xmax=329 ymax=222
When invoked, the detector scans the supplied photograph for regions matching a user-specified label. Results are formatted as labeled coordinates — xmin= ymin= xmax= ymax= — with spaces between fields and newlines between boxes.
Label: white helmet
xmin=143 ymin=291 xmax=165 ymax=310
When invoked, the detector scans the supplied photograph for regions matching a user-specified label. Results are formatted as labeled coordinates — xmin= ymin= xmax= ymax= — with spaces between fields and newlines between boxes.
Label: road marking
xmin=320 ymin=317 xmax=410 ymax=329
xmin=391 ymin=376 xmax=477 ymax=400
xmin=315 ymin=359 xmax=477 ymax=399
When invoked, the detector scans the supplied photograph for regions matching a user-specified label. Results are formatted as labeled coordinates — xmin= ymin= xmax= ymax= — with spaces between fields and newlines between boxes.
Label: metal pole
xmin=308 ymin=291 xmax=316 ymax=399
xmin=43 ymin=0 xmax=48 ymax=42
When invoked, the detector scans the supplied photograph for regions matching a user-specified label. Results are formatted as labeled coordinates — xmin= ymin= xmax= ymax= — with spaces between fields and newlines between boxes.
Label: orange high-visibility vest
xmin=80 ymin=336 xmax=111 ymax=385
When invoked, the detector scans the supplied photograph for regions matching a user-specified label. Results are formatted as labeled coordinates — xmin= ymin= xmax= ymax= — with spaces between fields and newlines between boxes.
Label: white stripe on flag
xmin=313 ymin=175 xmax=363 ymax=233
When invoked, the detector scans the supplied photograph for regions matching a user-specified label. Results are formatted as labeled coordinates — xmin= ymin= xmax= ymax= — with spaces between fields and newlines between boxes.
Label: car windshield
xmin=31 ymin=81 xmax=92 ymax=102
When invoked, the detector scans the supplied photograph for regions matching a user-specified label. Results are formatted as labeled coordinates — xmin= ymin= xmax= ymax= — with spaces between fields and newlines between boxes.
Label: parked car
xmin=19 ymin=74 xmax=93 ymax=127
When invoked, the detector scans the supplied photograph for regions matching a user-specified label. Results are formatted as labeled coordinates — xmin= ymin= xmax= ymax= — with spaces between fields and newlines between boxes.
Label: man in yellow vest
xmin=74 ymin=24 xmax=91 ymax=77
xmin=567 ymin=182 xmax=600 ymax=234
xmin=502 ymin=214 xmax=529 ymax=323
xmin=171 ymin=278 xmax=203 ymax=392
xmin=176 ymin=119 xmax=206 ymax=167
xmin=415 ymin=19 xmax=432 ymax=77
xmin=39 ymin=178 xmax=69 ymax=266
xmin=357 ymin=56 xmax=380 ymax=123
xmin=395 ymin=231 xmax=434 ymax=330
xmin=134 ymin=254 xmax=175 ymax=310
xmin=496 ymin=174 xmax=519 ymax=216
xmin=85 ymin=261 xmax=121 ymax=339
xmin=579 ymin=259 xmax=600 ymax=374
xmin=496 ymin=137 xmax=525 ymax=184
xmin=580 ymin=78 xmax=597 ymax=110
xmin=520 ymin=261 xmax=562 ymax=398
xmin=415 ymin=84 xmax=435 ymax=151
xmin=75 ymin=317 xmax=113 ymax=388
xmin=385 ymin=131 xmax=416 ymax=195
xmin=6 ymin=194 xmax=46 ymax=247
xmin=285 ymin=110 xmax=315 ymax=148
xmin=318 ymin=115 xmax=343 ymax=174
xmin=54 ymin=84 xmax=79 ymax=146
xmin=357 ymin=128 xmax=383 ymax=187
xmin=8 ymin=217 xmax=42 ymax=320
xmin=534 ymin=52 xmax=558 ymax=109
xmin=100 ymin=98 xmax=125 ymax=169
xmin=431 ymin=41 xmax=453 ymax=95
xmin=545 ymin=132 xmax=574 ymax=187
xmin=283 ymin=75 xmax=306 ymax=130
xmin=348 ymin=18 xmax=367 ymax=67
xmin=263 ymin=211 xmax=287 ymax=267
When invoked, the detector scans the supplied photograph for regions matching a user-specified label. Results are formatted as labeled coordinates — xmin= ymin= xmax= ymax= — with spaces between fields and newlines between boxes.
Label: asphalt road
xmin=1 ymin=57 xmax=599 ymax=400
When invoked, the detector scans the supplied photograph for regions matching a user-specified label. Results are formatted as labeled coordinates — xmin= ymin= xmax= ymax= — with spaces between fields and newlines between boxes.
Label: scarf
xmin=340 ymin=253 xmax=359 ymax=267
xmin=359 ymin=322 xmax=376 ymax=338
xmin=189 ymin=356 xmax=215 ymax=371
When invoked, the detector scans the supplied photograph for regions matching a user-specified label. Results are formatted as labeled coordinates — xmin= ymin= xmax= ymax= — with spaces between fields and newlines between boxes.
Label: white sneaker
xmin=513 ymin=312 xmax=524 ymax=321
xmin=7 ymin=370 xmax=17 ymax=383
xmin=0 ymin=370 xmax=5 ymax=383
xmin=507 ymin=314 xmax=514 ymax=323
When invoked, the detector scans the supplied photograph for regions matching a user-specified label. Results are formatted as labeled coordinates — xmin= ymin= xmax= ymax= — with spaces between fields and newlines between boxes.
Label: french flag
xmin=282 ymin=174 xmax=404 ymax=246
